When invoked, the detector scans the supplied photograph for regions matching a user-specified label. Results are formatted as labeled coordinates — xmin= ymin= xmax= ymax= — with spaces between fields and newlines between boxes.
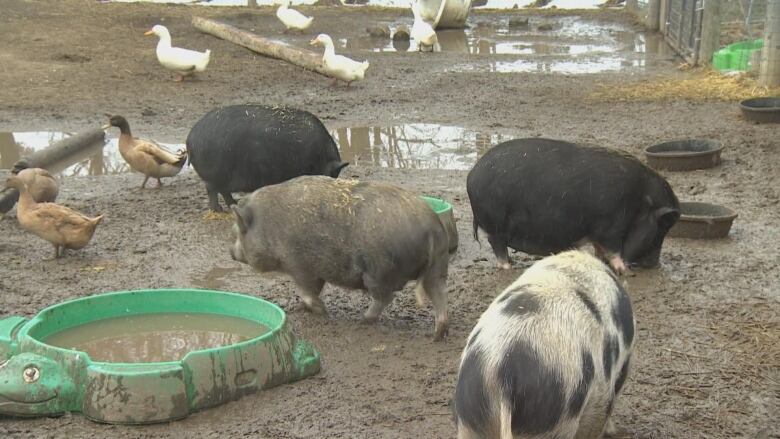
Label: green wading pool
xmin=0 ymin=289 xmax=320 ymax=424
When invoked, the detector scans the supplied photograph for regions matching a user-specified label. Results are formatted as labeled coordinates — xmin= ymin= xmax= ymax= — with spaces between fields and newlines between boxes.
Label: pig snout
xmin=230 ymin=240 xmax=246 ymax=263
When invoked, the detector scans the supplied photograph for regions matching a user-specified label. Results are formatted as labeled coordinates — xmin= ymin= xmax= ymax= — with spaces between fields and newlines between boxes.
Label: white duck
xmin=310 ymin=34 xmax=370 ymax=86
xmin=410 ymin=1 xmax=438 ymax=52
xmin=144 ymin=24 xmax=211 ymax=82
xmin=276 ymin=1 xmax=314 ymax=33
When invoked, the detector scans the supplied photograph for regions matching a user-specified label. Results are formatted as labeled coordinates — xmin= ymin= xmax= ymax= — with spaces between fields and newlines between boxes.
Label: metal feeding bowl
xmin=668 ymin=202 xmax=738 ymax=239
xmin=739 ymin=97 xmax=780 ymax=123
xmin=644 ymin=139 xmax=723 ymax=171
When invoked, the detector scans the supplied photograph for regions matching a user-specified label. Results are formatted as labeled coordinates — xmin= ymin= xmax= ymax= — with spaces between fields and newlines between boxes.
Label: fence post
xmin=646 ymin=0 xmax=661 ymax=31
xmin=760 ymin=0 xmax=780 ymax=87
xmin=659 ymin=0 xmax=669 ymax=33
xmin=699 ymin=0 xmax=722 ymax=65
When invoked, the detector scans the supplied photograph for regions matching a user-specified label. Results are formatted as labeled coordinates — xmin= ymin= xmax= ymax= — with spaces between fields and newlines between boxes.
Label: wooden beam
xmin=646 ymin=0 xmax=661 ymax=31
xmin=760 ymin=0 xmax=780 ymax=87
xmin=191 ymin=16 xmax=330 ymax=79
xmin=0 ymin=129 xmax=105 ymax=214
xmin=699 ymin=0 xmax=722 ymax=65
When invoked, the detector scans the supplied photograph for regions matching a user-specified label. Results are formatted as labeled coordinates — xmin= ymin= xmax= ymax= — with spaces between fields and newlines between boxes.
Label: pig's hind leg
xmin=487 ymin=234 xmax=512 ymax=269
xmin=290 ymin=272 xmax=328 ymax=315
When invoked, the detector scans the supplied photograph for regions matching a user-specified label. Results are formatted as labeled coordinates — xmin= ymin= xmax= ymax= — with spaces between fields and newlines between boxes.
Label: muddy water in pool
xmin=44 ymin=313 xmax=269 ymax=363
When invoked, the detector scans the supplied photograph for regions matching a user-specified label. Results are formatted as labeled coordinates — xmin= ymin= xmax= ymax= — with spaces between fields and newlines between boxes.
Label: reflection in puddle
xmin=341 ymin=18 xmax=671 ymax=67
xmin=0 ymin=131 xmax=183 ymax=177
xmin=332 ymin=124 xmax=504 ymax=170
xmin=108 ymin=0 xmax=613 ymax=8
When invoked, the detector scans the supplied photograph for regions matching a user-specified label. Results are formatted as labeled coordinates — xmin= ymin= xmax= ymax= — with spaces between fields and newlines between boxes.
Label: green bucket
xmin=712 ymin=39 xmax=763 ymax=72
xmin=421 ymin=196 xmax=459 ymax=254
xmin=0 ymin=289 xmax=320 ymax=424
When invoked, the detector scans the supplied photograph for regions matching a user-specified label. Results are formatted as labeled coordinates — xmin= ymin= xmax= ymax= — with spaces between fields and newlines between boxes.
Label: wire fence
xmin=720 ymin=0 xmax=766 ymax=45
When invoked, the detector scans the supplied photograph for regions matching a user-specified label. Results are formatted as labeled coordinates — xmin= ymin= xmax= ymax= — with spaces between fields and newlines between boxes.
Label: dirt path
xmin=1 ymin=1 xmax=778 ymax=438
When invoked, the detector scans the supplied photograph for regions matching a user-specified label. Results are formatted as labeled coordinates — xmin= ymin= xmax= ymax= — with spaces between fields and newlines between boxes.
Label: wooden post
xmin=192 ymin=17 xmax=333 ymax=79
xmin=760 ymin=0 xmax=780 ymax=87
xmin=646 ymin=0 xmax=661 ymax=31
xmin=625 ymin=0 xmax=639 ymax=16
xmin=659 ymin=0 xmax=669 ymax=34
xmin=699 ymin=0 xmax=722 ymax=65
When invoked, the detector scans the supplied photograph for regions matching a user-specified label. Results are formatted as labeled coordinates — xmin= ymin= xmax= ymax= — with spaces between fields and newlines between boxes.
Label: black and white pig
xmin=229 ymin=175 xmax=450 ymax=340
xmin=467 ymin=138 xmax=680 ymax=274
xmin=454 ymin=250 xmax=635 ymax=439
xmin=186 ymin=105 xmax=349 ymax=211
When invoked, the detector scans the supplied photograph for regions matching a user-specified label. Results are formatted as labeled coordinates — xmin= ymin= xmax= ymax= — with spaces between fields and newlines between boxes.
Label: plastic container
xmin=668 ymin=202 xmax=738 ymax=239
xmin=644 ymin=139 xmax=723 ymax=171
xmin=418 ymin=0 xmax=473 ymax=29
xmin=422 ymin=195 xmax=459 ymax=254
xmin=739 ymin=97 xmax=780 ymax=123
xmin=0 ymin=289 xmax=320 ymax=424
xmin=712 ymin=39 xmax=763 ymax=72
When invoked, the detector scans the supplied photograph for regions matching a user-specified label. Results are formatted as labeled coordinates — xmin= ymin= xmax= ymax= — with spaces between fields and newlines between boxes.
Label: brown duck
xmin=10 ymin=165 xmax=59 ymax=202
xmin=6 ymin=176 xmax=104 ymax=258
xmin=103 ymin=115 xmax=187 ymax=188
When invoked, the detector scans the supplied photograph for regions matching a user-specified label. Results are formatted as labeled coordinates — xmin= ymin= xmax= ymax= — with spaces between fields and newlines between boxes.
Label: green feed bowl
xmin=421 ymin=196 xmax=459 ymax=254
xmin=0 ymin=289 xmax=321 ymax=424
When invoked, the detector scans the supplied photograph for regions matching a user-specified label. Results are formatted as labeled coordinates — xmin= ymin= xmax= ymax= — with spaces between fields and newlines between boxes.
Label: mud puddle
xmin=109 ymin=0 xmax=614 ymax=8
xmin=191 ymin=265 xmax=246 ymax=290
xmin=0 ymin=131 xmax=182 ymax=177
xmin=331 ymin=123 xmax=507 ymax=170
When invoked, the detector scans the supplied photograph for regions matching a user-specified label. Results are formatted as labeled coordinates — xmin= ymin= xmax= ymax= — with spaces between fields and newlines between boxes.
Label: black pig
xmin=186 ymin=105 xmax=348 ymax=211
xmin=467 ymin=138 xmax=680 ymax=274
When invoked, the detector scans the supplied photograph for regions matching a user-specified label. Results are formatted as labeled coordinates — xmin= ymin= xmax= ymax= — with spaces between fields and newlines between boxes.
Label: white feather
xmin=311 ymin=34 xmax=370 ymax=84
xmin=276 ymin=3 xmax=314 ymax=31
xmin=410 ymin=1 xmax=438 ymax=50
xmin=148 ymin=25 xmax=210 ymax=74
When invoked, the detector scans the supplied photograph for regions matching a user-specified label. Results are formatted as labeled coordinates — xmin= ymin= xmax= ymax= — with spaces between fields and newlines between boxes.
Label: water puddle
xmin=108 ymin=0 xmax=613 ymax=8
xmin=0 ymin=131 xmax=182 ymax=177
xmin=331 ymin=124 xmax=505 ymax=170
xmin=44 ymin=312 xmax=269 ymax=363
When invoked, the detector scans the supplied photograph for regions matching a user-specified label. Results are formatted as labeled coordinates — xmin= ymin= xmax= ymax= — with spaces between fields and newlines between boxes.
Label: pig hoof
xmin=433 ymin=325 xmax=449 ymax=342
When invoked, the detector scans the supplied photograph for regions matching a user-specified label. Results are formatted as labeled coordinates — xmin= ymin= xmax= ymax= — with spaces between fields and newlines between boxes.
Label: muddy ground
xmin=1 ymin=0 xmax=778 ymax=438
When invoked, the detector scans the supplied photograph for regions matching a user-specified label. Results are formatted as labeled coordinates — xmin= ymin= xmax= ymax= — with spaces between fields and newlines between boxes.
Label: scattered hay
xmin=589 ymin=68 xmax=780 ymax=103
xmin=202 ymin=211 xmax=233 ymax=222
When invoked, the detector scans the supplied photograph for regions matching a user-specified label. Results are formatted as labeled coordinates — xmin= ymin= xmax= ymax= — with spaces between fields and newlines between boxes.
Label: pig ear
xmin=330 ymin=161 xmax=349 ymax=178
xmin=231 ymin=205 xmax=250 ymax=234
xmin=655 ymin=207 xmax=680 ymax=228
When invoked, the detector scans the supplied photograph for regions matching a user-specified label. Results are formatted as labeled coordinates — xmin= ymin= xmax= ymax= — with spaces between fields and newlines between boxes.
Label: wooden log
xmin=0 ymin=128 xmax=105 ymax=214
xmin=699 ymin=0 xmax=722 ymax=66
xmin=191 ymin=16 xmax=329 ymax=78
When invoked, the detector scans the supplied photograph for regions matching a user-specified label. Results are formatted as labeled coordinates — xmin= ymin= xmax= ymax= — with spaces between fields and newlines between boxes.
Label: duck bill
xmin=309 ymin=39 xmax=318 ymax=46
xmin=100 ymin=123 xmax=111 ymax=130
xmin=143 ymin=30 xmax=154 ymax=36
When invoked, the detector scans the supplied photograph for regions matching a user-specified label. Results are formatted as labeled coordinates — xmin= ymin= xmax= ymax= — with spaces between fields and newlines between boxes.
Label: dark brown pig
xmin=230 ymin=176 xmax=450 ymax=341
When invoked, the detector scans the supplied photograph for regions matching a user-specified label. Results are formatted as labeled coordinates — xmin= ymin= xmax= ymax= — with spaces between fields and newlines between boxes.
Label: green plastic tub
xmin=0 ymin=289 xmax=320 ymax=424
xmin=713 ymin=39 xmax=763 ymax=72
xmin=421 ymin=196 xmax=459 ymax=254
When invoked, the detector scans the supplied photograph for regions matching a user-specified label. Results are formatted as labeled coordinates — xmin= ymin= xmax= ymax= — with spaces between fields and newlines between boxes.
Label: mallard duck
xmin=276 ymin=1 xmax=314 ymax=33
xmin=6 ymin=176 xmax=103 ymax=259
xmin=410 ymin=1 xmax=438 ymax=52
xmin=310 ymin=34 xmax=370 ymax=86
xmin=10 ymin=166 xmax=59 ymax=203
xmin=144 ymin=24 xmax=211 ymax=82
xmin=102 ymin=115 xmax=187 ymax=188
